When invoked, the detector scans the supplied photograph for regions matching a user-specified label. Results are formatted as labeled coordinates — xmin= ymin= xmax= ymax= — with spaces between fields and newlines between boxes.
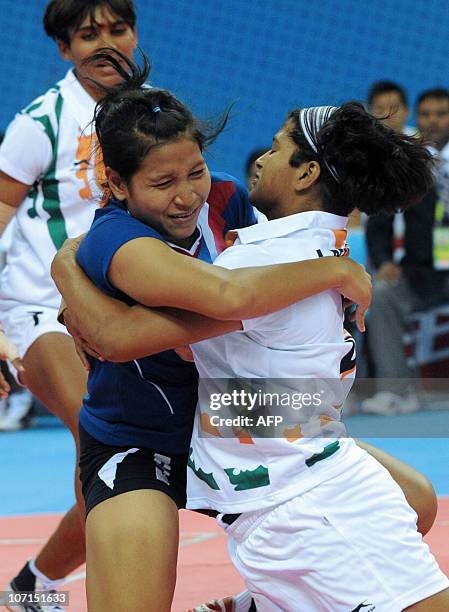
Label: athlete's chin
xmin=167 ymin=220 xmax=198 ymax=241
xmin=248 ymin=184 xmax=260 ymax=203
xmin=93 ymin=72 xmax=125 ymax=89
xmin=249 ymin=192 xmax=268 ymax=217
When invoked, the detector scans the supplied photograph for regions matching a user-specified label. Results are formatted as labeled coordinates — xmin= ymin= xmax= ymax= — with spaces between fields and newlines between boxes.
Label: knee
xmin=411 ymin=474 xmax=438 ymax=536
xmin=55 ymin=395 xmax=81 ymax=437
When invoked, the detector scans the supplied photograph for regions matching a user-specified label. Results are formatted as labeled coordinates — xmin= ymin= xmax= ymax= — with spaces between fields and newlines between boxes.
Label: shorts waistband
xmin=196 ymin=506 xmax=273 ymax=541
xmin=222 ymin=505 xmax=273 ymax=542
xmin=195 ymin=509 xmax=241 ymax=526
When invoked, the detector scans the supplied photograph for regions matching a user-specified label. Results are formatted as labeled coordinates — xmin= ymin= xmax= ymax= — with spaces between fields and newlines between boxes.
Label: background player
xmin=0 ymin=1 xmax=138 ymax=605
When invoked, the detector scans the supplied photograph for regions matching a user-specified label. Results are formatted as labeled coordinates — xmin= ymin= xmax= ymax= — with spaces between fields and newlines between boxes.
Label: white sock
xmin=28 ymin=558 xmax=65 ymax=590
xmin=234 ymin=590 xmax=253 ymax=612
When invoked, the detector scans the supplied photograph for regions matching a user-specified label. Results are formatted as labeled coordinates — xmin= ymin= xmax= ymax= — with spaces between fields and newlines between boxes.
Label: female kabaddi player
xmin=0 ymin=1 xmax=138 ymax=606
xmin=51 ymin=50 xmax=445 ymax=611
xmin=184 ymin=106 xmax=449 ymax=611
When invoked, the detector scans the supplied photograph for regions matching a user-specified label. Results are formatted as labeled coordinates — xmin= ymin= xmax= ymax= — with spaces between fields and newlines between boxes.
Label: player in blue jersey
xmin=48 ymin=49 xmax=379 ymax=612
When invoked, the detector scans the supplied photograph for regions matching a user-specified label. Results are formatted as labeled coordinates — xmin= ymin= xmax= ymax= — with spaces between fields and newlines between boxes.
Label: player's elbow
xmin=97 ymin=321 xmax=162 ymax=363
xmin=99 ymin=334 xmax=139 ymax=362
xmin=88 ymin=325 xmax=130 ymax=363
xmin=99 ymin=343 xmax=127 ymax=363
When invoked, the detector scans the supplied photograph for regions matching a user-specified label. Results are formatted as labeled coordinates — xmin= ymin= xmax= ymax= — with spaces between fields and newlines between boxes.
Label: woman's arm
xmin=53 ymin=237 xmax=239 ymax=361
xmin=52 ymin=237 xmax=370 ymax=360
xmin=0 ymin=172 xmax=34 ymax=381
xmin=64 ymin=299 xmax=240 ymax=363
xmin=106 ymin=237 xmax=370 ymax=323
xmin=0 ymin=171 xmax=32 ymax=234
xmin=0 ymin=112 xmax=53 ymax=233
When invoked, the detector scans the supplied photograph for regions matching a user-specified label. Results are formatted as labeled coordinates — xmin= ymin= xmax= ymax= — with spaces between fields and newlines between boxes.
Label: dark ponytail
xmin=288 ymin=102 xmax=434 ymax=216
xmin=82 ymin=47 xmax=229 ymax=183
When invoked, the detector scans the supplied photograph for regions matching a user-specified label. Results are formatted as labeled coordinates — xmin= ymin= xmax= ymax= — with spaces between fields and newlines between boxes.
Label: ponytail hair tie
xmin=153 ymin=106 xmax=161 ymax=113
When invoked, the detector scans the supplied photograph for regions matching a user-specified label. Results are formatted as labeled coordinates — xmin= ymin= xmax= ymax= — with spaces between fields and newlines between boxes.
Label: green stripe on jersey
xmin=305 ymin=440 xmax=340 ymax=467
xmin=224 ymin=465 xmax=270 ymax=491
xmin=34 ymin=114 xmax=56 ymax=146
xmin=40 ymin=93 xmax=69 ymax=249
xmin=24 ymin=99 xmax=45 ymax=115
xmin=23 ymin=84 xmax=60 ymax=116
xmin=188 ymin=449 xmax=220 ymax=490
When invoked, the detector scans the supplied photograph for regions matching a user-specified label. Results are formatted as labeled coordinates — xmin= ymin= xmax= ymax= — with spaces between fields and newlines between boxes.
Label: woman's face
xmin=249 ymin=121 xmax=300 ymax=219
xmin=57 ymin=4 xmax=137 ymax=97
xmin=109 ymin=136 xmax=211 ymax=248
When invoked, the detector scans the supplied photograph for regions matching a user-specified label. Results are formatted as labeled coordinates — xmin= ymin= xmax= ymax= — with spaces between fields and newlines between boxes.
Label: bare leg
xmin=357 ymin=440 xmax=437 ymax=535
xmin=86 ymin=490 xmax=179 ymax=612
xmin=32 ymin=504 xmax=85 ymax=580
xmin=404 ymin=588 xmax=449 ymax=610
xmin=21 ymin=332 xmax=88 ymax=579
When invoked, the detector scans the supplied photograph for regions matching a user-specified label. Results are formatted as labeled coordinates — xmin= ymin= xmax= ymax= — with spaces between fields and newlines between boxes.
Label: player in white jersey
xmin=0 ymin=1 xmax=138 ymax=607
xmin=53 ymin=99 xmax=447 ymax=609
xmin=185 ymin=106 xmax=448 ymax=611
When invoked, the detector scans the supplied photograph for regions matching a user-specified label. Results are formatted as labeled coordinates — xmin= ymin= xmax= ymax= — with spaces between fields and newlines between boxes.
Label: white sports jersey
xmin=0 ymin=69 xmax=103 ymax=309
xmin=187 ymin=211 xmax=359 ymax=513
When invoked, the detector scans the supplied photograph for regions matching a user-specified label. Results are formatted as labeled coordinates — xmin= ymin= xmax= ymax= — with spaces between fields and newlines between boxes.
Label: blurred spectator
xmin=363 ymin=87 xmax=449 ymax=414
xmin=367 ymin=81 xmax=413 ymax=263
xmin=368 ymin=80 xmax=415 ymax=136
xmin=245 ymin=147 xmax=268 ymax=190
xmin=357 ymin=81 xmax=412 ymax=229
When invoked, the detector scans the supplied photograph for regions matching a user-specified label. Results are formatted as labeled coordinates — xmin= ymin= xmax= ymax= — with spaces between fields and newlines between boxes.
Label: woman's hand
xmin=63 ymin=308 xmax=104 ymax=371
xmin=337 ymin=258 xmax=372 ymax=332
xmin=51 ymin=234 xmax=85 ymax=287
xmin=0 ymin=330 xmax=25 ymax=396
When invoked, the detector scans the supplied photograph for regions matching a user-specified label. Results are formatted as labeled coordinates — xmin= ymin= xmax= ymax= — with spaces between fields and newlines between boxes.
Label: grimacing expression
xmin=249 ymin=122 xmax=301 ymax=219
xmin=417 ymin=97 xmax=449 ymax=149
xmin=109 ymin=136 xmax=211 ymax=249
xmin=57 ymin=4 xmax=137 ymax=96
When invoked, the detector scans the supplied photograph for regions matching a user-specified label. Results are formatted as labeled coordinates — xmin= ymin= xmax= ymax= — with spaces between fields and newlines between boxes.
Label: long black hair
xmin=82 ymin=47 xmax=229 ymax=184
xmin=287 ymin=102 xmax=434 ymax=216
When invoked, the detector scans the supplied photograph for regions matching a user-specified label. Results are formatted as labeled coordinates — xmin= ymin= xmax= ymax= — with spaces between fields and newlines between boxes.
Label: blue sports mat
xmin=0 ymin=414 xmax=447 ymax=516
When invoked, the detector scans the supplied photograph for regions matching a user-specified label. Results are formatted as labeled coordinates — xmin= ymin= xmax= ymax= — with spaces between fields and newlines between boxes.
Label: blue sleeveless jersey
xmin=77 ymin=172 xmax=256 ymax=452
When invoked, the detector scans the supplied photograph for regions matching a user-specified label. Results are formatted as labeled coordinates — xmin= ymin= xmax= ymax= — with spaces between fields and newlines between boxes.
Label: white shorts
xmin=222 ymin=451 xmax=449 ymax=611
xmin=1 ymin=305 xmax=70 ymax=382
